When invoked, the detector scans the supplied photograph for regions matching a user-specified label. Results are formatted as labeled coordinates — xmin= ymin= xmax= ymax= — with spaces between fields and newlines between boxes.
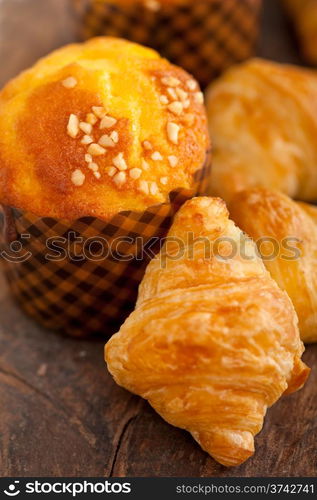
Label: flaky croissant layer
xmin=105 ymin=197 xmax=309 ymax=467
xmin=206 ymin=59 xmax=317 ymax=204
xmin=230 ymin=188 xmax=317 ymax=343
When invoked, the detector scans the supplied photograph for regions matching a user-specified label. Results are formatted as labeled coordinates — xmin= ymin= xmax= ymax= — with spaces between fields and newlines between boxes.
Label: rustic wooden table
xmin=0 ymin=0 xmax=316 ymax=477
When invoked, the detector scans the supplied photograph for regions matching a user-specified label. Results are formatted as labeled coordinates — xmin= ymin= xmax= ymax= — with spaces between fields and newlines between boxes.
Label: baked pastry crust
xmin=206 ymin=58 xmax=317 ymax=203
xmin=230 ymin=188 xmax=317 ymax=343
xmin=105 ymin=196 xmax=309 ymax=466
xmin=0 ymin=37 xmax=208 ymax=220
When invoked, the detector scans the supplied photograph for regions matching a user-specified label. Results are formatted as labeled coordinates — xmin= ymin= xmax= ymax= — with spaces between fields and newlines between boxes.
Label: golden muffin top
xmin=0 ymin=37 xmax=209 ymax=221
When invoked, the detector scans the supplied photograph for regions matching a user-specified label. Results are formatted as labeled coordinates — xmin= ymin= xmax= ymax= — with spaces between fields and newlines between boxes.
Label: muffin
xmin=73 ymin=0 xmax=262 ymax=87
xmin=0 ymin=37 xmax=210 ymax=336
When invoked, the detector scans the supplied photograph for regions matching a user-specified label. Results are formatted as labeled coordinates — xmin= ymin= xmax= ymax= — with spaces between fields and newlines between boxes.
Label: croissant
xmin=105 ymin=196 xmax=309 ymax=467
xmin=230 ymin=188 xmax=317 ymax=344
xmin=205 ymin=58 xmax=317 ymax=204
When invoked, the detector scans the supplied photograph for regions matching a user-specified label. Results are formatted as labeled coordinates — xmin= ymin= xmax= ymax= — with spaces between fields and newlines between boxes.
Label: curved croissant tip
xmin=185 ymin=195 xmax=227 ymax=208
xmin=195 ymin=429 xmax=255 ymax=467
xmin=177 ymin=196 xmax=229 ymax=221
xmin=169 ymin=196 xmax=230 ymax=239
xmin=284 ymin=356 xmax=311 ymax=395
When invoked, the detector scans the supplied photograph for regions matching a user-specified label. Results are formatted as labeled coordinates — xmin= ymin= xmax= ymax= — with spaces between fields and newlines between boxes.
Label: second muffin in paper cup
xmin=0 ymin=37 xmax=211 ymax=337
xmin=72 ymin=0 xmax=262 ymax=87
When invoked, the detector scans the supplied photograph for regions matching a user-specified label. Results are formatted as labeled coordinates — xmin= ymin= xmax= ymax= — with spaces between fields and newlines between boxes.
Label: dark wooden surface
xmin=1 ymin=0 xmax=317 ymax=477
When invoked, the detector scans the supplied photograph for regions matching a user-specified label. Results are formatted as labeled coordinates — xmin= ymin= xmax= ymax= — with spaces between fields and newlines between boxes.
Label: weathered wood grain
xmin=0 ymin=0 xmax=316 ymax=478
xmin=0 ymin=277 xmax=316 ymax=477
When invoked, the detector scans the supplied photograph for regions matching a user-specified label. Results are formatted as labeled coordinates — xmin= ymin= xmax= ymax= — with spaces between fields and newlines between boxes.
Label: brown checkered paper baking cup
xmin=72 ymin=0 xmax=262 ymax=87
xmin=0 ymin=152 xmax=210 ymax=338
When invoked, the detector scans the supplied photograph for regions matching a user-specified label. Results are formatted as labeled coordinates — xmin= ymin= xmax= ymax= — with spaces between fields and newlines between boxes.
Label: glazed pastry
xmin=283 ymin=0 xmax=317 ymax=64
xmin=0 ymin=37 xmax=209 ymax=220
xmin=206 ymin=58 xmax=317 ymax=204
xmin=105 ymin=196 xmax=309 ymax=467
xmin=230 ymin=188 xmax=317 ymax=343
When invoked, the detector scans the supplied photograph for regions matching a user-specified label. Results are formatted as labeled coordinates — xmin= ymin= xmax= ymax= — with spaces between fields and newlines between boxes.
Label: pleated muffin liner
xmin=0 ymin=150 xmax=211 ymax=338
xmin=72 ymin=0 xmax=262 ymax=88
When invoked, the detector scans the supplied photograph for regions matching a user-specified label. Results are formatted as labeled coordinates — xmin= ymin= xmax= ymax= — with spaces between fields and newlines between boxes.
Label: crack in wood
xmin=109 ymin=414 xmax=139 ymax=477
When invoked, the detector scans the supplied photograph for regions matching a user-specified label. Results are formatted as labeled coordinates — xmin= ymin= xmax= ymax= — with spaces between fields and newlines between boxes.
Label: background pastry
xmin=283 ymin=0 xmax=317 ymax=65
xmin=206 ymin=58 xmax=317 ymax=204
xmin=230 ymin=188 xmax=317 ymax=344
xmin=73 ymin=0 xmax=262 ymax=87
xmin=105 ymin=196 xmax=309 ymax=467
xmin=0 ymin=37 xmax=210 ymax=337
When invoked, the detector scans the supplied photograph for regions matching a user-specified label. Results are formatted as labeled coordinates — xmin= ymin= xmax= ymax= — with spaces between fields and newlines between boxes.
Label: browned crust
xmin=0 ymin=37 xmax=209 ymax=221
